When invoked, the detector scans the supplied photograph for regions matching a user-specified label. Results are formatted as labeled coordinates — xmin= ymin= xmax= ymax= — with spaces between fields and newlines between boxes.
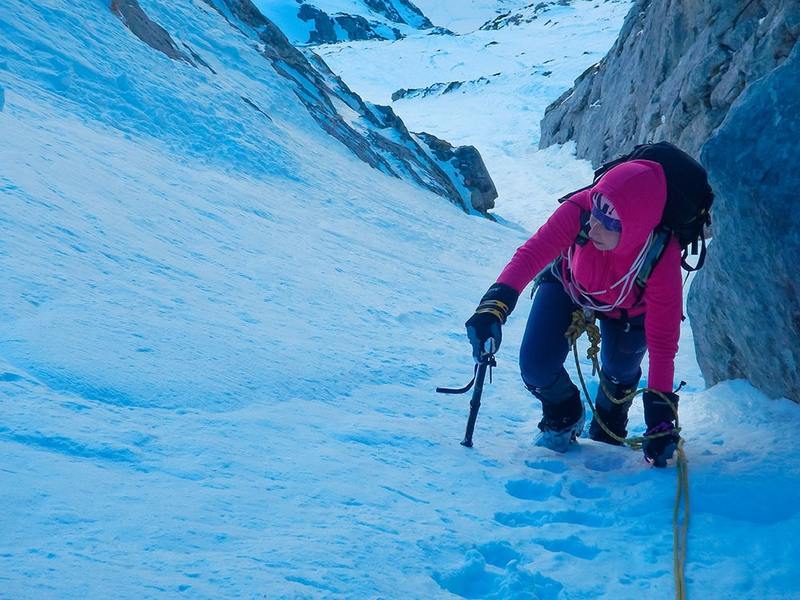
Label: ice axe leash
xmin=436 ymin=339 xmax=497 ymax=447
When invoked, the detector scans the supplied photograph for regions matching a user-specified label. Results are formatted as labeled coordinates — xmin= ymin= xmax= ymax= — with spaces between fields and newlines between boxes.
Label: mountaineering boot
xmin=536 ymin=392 xmax=585 ymax=453
xmin=527 ymin=371 xmax=585 ymax=453
xmin=588 ymin=370 xmax=639 ymax=446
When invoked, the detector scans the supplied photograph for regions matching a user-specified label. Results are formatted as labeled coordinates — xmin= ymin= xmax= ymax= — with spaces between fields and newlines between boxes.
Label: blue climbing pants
xmin=519 ymin=280 xmax=647 ymax=403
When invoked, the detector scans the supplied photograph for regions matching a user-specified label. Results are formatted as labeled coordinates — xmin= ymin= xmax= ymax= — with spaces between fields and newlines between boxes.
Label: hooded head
xmin=590 ymin=160 xmax=667 ymax=255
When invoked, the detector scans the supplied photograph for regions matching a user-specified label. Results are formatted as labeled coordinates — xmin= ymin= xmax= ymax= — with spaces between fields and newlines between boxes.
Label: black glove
xmin=642 ymin=390 xmax=680 ymax=467
xmin=465 ymin=283 xmax=519 ymax=362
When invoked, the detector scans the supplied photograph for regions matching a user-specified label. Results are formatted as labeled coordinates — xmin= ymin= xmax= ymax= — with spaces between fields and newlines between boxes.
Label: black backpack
xmin=558 ymin=141 xmax=714 ymax=287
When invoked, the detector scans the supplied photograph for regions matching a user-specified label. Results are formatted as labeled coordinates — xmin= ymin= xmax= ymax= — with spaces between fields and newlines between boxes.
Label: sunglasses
xmin=591 ymin=193 xmax=622 ymax=233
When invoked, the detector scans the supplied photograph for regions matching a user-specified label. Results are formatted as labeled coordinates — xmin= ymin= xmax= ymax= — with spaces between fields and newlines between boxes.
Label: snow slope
xmin=1 ymin=1 xmax=799 ymax=599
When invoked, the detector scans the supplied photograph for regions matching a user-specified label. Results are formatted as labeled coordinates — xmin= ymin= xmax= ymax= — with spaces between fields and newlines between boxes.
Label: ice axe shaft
xmin=461 ymin=358 xmax=489 ymax=447
xmin=436 ymin=339 xmax=497 ymax=448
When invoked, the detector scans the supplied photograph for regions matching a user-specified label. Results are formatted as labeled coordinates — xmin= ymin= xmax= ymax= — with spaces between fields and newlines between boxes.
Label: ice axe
xmin=436 ymin=338 xmax=497 ymax=447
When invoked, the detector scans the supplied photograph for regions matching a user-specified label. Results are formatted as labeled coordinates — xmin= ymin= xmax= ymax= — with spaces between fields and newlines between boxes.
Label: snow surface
xmin=1 ymin=1 xmax=799 ymax=599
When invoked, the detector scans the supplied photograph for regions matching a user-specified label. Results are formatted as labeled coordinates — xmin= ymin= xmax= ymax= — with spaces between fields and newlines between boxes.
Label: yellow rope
xmin=567 ymin=309 xmax=689 ymax=600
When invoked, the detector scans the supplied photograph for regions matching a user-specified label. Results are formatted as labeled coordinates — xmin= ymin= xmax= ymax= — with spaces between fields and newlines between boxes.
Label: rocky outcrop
xmin=539 ymin=0 xmax=800 ymax=165
xmin=298 ymin=4 xmax=338 ymax=44
xmin=392 ymin=76 xmax=491 ymax=101
xmin=297 ymin=4 xmax=402 ymax=44
xmin=110 ymin=0 xmax=195 ymax=65
xmin=536 ymin=0 xmax=800 ymax=400
xmin=266 ymin=0 xmax=434 ymax=45
xmin=363 ymin=0 xmax=433 ymax=29
xmin=337 ymin=13 xmax=400 ymax=42
xmin=197 ymin=0 xmax=491 ymax=215
xmin=415 ymin=133 xmax=498 ymax=214
xmin=687 ymin=43 xmax=800 ymax=403
xmin=479 ymin=0 xmax=572 ymax=30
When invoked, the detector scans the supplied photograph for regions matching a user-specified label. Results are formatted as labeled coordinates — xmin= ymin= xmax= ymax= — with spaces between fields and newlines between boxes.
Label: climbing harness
xmin=566 ymin=309 xmax=690 ymax=600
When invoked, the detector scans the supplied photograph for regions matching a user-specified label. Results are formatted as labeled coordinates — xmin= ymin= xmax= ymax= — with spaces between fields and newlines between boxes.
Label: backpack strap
xmin=576 ymin=209 xmax=591 ymax=246
xmin=630 ymin=229 xmax=673 ymax=306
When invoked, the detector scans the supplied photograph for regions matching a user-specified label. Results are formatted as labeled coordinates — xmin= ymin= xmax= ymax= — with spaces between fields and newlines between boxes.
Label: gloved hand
xmin=465 ymin=283 xmax=519 ymax=362
xmin=642 ymin=390 xmax=680 ymax=467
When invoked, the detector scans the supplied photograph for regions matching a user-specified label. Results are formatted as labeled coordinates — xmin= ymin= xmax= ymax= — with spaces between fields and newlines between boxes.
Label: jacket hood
xmin=591 ymin=159 xmax=667 ymax=255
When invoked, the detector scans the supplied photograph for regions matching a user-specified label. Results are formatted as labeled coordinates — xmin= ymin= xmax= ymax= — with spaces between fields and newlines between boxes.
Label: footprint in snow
xmin=494 ymin=509 xmax=610 ymax=528
xmin=524 ymin=458 xmax=568 ymax=474
xmin=568 ymin=480 xmax=608 ymax=499
xmin=505 ymin=478 xmax=562 ymax=501
xmin=583 ymin=452 xmax=626 ymax=472
xmin=533 ymin=535 xmax=601 ymax=560
xmin=432 ymin=549 xmax=563 ymax=600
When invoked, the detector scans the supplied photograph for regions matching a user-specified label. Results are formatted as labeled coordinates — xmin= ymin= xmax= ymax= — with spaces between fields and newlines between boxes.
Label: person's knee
xmin=599 ymin=365 xmax=642 ymax=390
xmin=522 ymin=369 xmax=577 ymax=403
xmin=519 ymin=357 xmax=560 ymax=391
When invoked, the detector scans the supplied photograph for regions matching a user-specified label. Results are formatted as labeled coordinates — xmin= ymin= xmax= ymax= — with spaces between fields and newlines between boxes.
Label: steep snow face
xmin=0 ymin=0 xmax=490 ymax=410
xmin=0 ymin=0 xmax=481 ymax=213
xmin=256 ymin=0 xmax=434 ymax=45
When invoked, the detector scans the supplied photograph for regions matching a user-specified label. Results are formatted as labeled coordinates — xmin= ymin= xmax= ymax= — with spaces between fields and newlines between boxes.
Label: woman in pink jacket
xmin=466 ymin=160 xmax=682 ymax=466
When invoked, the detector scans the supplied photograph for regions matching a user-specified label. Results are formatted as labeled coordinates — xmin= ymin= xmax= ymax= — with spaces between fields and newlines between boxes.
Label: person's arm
xmin=465 ymin=190 xmax=587 ymax=360
xmin=641 ymin=239 xmax=684 ymax=466
xmin=642 ymin=238 xmax=683 ymax=394
xmin=496 ymin=190 xmax=588 ymax=293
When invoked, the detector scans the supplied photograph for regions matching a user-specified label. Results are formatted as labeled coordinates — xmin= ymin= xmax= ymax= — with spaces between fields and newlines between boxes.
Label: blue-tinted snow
xmin=1 ymin=1 xmax=799 ymax=598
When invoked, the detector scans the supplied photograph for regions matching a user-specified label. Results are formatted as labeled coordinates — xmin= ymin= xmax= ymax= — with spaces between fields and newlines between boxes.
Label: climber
xmin=465 ymin=159 xmax=686 ymax=467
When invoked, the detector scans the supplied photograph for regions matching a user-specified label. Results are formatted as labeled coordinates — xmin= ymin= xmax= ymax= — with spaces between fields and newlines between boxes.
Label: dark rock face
xmin=535 ymin=0 xmax=800 ymax=401
xmin=293 ymin=0 xmax=431 ymax=44
xmin=335 ymin=14 xmax=388 ymax=42
xmin=110 ymin=0 xmax=194 ymax=65
xmin=415 ymin=132 xmax=498 ymax=214
xmin=363 ymin=0 xmax=433 ymax=28
xmin=391 ymin=77 xmax=491 ymax=101
xmin=298 ymin=4 xmax=338 ymax=44
xmin=687 ymin=44 xmax=800 ymax=403
xmin=479 ymin=1 xmax=571 ymax=31
xmin=297 ymin=7 xmax=401 ymax=44
xmin=539 ymin=0 xmax=800 ymax=165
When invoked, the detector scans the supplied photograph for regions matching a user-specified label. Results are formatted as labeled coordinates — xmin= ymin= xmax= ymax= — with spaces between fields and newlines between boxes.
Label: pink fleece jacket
xmin=497 ymin=160 xmax=682 ymax=392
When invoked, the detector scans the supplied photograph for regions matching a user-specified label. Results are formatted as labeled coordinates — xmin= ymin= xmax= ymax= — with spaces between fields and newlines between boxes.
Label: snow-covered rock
xmin=538 ymin=0 xmax=800 ymax=165
xmin=392 ymin=76 xmax=492 ymax=101
xmin=479 ymin=0 xmax=571 ymax=30
xmin=111 ymin=0 xmax=196 ymax=64
xmin=415 ymin=132 xmax=498 ymax=213
xmin=687 ymin=43 xmax=800 ymax=404
xmin=256 ymin=0 xmax=436 ymax=45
